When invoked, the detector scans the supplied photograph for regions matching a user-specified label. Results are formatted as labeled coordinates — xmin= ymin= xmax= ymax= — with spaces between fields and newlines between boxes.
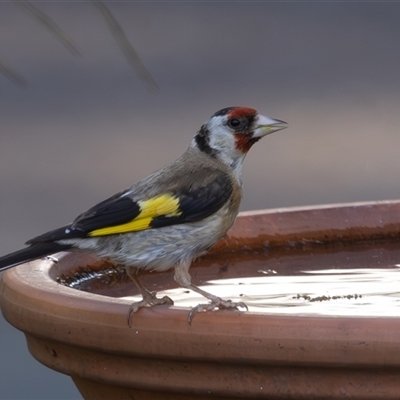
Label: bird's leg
xmin=185 ymin=284 xmax=248 ymax=324
xmin=174 ymin=260 xmax=248 ymax=324
xmin=126 ymin=266 xmax=174 ymax=327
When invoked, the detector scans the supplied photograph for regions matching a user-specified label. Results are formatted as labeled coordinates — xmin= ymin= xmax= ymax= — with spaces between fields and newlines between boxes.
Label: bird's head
xmin=194 ymin=106 xmax=288 ymax=170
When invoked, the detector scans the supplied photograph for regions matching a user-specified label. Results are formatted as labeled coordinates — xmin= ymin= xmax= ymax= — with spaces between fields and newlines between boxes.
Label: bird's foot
xmin=127 ymin=291 xmax=174 ymax=327
xmin=187 ymin=296 xmax=248 ymax=324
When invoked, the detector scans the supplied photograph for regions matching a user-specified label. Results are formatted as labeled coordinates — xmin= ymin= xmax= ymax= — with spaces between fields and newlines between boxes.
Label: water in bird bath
xmin=58 ymin=239 xmax=400 ymax=317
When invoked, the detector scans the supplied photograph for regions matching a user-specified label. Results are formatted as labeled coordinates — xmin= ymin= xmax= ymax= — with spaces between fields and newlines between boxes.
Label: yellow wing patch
xmin=88 ymin=194 xmax=181 ymax=236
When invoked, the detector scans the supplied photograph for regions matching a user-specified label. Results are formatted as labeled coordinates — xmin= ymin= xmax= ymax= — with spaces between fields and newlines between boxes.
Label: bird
xmin=0 ymin=106 xmax=287 ymax=324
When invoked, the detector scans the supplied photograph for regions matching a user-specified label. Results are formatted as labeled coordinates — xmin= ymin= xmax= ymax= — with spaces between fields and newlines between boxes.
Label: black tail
xmin=0 ymin=242 xmax=72 ymax=272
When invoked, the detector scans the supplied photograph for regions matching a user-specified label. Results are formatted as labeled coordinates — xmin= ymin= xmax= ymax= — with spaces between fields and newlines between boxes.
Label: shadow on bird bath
xmin=2 ymin=201 xmax=400 ymax=399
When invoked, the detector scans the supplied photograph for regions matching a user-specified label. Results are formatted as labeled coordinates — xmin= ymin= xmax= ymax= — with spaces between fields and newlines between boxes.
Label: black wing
xmin=27 ymin=172 xmax=233 ymax=242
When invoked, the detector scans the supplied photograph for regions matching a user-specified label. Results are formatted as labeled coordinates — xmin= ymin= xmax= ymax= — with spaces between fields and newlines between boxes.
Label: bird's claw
xmin=187 ymin=297 xmax=248 ymax=324
xmin=127 ymin=292 xmax=174 ymax=327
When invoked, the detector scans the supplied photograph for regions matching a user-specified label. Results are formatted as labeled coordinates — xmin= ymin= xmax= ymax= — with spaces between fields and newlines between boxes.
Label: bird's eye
xmin=227 ymin=118 xmax=246 ymax=130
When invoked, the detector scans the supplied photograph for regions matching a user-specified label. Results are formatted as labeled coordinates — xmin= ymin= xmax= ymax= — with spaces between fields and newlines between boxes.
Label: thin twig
xmin=15 ymin=0 xmax=81 ymax=57
xmin=91 ymin=0 xmax=159 ymax=92
xmin=0 ymin=59 xmax=27 ymax=87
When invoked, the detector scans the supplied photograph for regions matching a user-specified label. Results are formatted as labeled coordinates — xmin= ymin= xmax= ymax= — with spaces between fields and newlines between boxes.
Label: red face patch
xmin=234 ymin=133 xmax=255 ymax=153
xmin=227 ymin=107 xmax=257 ymax=119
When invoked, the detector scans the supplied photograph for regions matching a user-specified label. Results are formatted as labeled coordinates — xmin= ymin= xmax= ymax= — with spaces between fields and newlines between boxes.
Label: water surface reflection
xmin=67 ymin=240 xmax=400 ymax=317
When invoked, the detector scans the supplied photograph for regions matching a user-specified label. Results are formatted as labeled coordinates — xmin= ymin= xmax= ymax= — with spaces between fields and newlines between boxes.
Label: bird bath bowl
xmin=2 ymin=200 xmax=400 ymax=399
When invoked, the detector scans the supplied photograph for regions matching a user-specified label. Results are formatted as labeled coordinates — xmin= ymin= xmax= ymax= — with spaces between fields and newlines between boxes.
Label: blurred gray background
xmin=1 ymin=1 xmax=399 ymax=398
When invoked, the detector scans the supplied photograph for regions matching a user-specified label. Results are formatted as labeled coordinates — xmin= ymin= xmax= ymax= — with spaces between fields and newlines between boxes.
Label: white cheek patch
xmin=205 ymin=117 xmax=246 ymax=184
xmin=207 ymin=117 xmax=236 ymax=154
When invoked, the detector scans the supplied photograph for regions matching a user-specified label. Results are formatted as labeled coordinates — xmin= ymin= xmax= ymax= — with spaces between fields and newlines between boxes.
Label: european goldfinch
xmin=0 ymin=107 xmax=287 ymax=323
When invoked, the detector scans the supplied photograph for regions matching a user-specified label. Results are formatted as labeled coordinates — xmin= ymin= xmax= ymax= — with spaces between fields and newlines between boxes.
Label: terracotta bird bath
xmin=2 ymin=200 xmax=400 ymax=399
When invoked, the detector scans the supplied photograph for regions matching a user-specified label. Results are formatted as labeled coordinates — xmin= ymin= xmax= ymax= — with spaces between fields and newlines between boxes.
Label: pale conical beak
xmin=253 ymin=114 xmax=288 ymax=138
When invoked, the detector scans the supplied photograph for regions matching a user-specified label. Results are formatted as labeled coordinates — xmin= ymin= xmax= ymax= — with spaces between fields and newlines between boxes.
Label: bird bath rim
xmin=2 ymin=200 xmax=400 ymax=399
